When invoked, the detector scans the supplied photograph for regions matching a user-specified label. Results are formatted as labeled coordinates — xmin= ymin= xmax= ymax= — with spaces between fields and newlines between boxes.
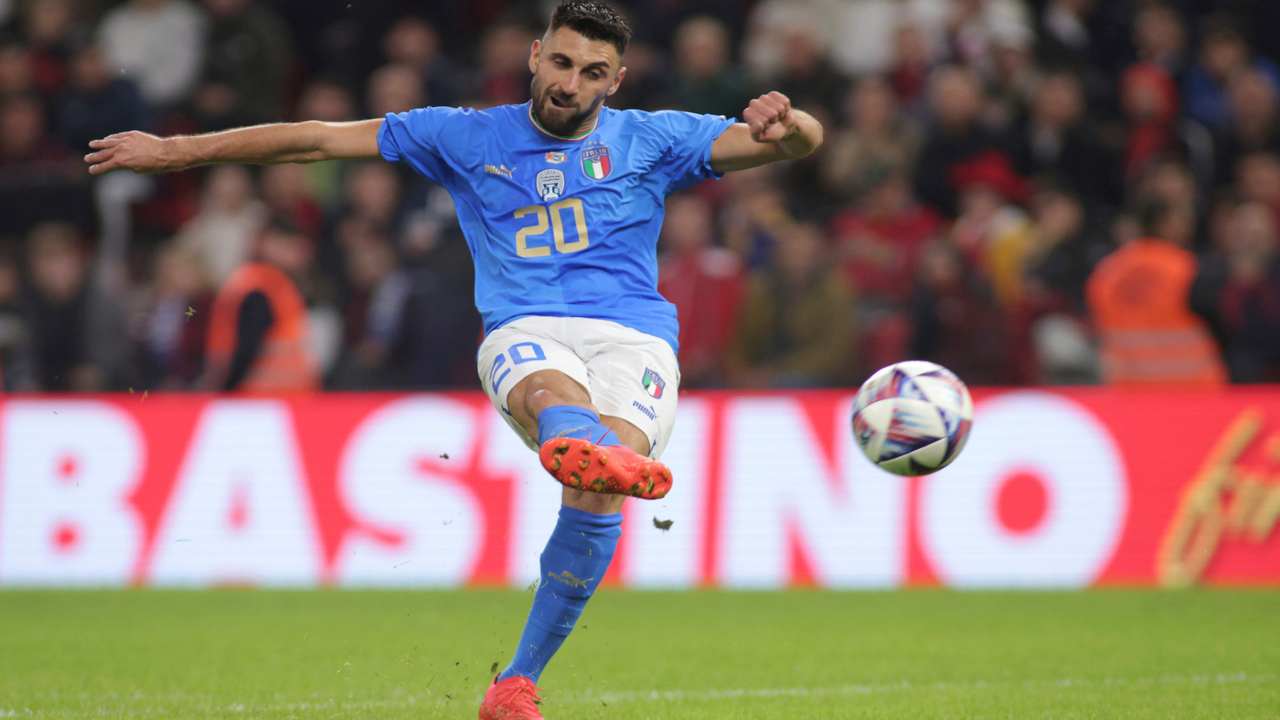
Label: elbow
xmin=299 ymin=120 xmax=332 ymax=159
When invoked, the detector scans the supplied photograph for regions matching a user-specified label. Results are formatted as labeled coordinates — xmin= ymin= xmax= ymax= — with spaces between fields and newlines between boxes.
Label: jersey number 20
xmin=514 ymin=198 xmax=589 ymax=258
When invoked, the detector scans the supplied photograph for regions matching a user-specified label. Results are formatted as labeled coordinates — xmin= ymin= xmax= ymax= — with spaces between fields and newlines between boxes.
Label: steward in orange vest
xmin=205 ymin=220 xmax=319 ymax=392
xmin=1086 ymin=200 xmax=1227 ymax=387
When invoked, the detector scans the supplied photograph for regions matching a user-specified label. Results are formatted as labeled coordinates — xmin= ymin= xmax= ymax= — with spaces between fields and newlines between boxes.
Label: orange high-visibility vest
xmin=206 ymin=262 xmax=318 ymax=392
xmin=1086 ymin=239 xmax=1226 ymax=387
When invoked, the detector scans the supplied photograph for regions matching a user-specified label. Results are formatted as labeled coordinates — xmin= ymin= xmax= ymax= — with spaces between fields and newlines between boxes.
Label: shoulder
xmin=388 ymin=104 xmax=515 ymax=141
xmin=609 ymin=108 xmax=735 ymax=156
xmin=612 ymin=107 xmax=727 ymax=130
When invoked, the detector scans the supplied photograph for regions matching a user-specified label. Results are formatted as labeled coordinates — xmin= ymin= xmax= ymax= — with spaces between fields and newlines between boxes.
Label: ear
xmin=528 ymin=38 xmax=541 ymax=75
xmin=607 ymin=65 xmax=627 ymax=97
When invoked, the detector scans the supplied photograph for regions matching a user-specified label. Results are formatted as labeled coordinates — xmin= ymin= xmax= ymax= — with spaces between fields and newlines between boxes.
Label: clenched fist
xmin=741 ymin=91 xmax=798 ymax=144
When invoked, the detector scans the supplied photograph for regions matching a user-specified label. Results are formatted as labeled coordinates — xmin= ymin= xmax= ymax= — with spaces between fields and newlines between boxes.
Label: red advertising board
xmin=0 ymin=389 xmax=1276 ymax=588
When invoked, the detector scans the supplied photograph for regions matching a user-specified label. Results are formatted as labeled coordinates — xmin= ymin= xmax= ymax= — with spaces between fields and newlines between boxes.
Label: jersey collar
xmin=526 ymin=101 xmax=600 ymax=142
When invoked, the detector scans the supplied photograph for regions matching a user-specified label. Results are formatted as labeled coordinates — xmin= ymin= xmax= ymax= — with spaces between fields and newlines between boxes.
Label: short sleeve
xmin=650 ymin=110 xmax=736 ymax=192
xmin=378 ymin=107 xmax=462 ymax=183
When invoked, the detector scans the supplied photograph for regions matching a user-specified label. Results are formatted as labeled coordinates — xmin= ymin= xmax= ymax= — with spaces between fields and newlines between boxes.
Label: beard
xmin=529 ymin=76 xmax=604 ymax=137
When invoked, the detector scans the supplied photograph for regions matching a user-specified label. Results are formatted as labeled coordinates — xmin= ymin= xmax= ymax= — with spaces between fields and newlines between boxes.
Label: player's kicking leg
xmin=478 ymin=372 xmax=656 ymax=720
xmin=475 ymin=316 xmax=680 ymax=719
xmin=475 ymin=318 xmax=678 ymax=719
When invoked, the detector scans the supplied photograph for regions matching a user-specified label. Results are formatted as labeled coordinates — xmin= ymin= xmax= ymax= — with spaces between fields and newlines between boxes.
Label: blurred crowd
xmin=1 ymin=0 xmax=1279 ymax=392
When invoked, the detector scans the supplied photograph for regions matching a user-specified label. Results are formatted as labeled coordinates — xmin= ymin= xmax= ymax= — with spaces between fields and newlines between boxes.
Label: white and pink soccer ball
xmin=851 ymin=360 xmax=973 ymax=476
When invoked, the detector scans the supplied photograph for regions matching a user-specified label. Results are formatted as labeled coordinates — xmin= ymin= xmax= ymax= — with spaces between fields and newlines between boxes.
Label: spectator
xmin=19 ymin=0 xmax=81 ymax=97
xmin=1086 ymin=199 xmax=1226 ymax=387
xmin=0 ymin=38 xmax=34 ymax=95
xmin=1192 ymin=201 xmax=1280 ymax=382
xmin=367 ymin=62 xmax=425 ymax=117
xmin=657 ymin=193 xmax=744 ymax=388
xmin=135 ymin=242 xmax=212 ymax=389
xmin=721 ymin=167 xmax=792 ymax=270
xmin=293 ymin=78 xmax=358 ymax=206
xmin=727 ymin=222 xmax=855 ymax=388
xmin=1237 ymin=151 xmax=1280 ymax=225
xmin=323 ymin=162 xmax=403 ymax=273
xmin=1213 ymin=68 xmax=1280 ymax=186
xmin=887 ymin=22 xmax=934 ymax=111
xmin=910 ymin=239 xmax=1013 ymax=385
xmin=57 ymin=41 xmax=150 ymax=155
xmin=0 ymin=93 xmax=90 ymax=236
xmin=476 ymin=21 xmax=535 ymax=106
xmin=203 ymin=218 xmax=320 ymax=392
xmin=1010 ymin=69 xmax=1116 ymax=208
xmin=97 ymin=0 xmax=206 ymax=110
xmin=1025 ymin=184 xmax=1106 ymax=314
xmin=22 ymin=223 xmax=129 ymax=391
xmin=382 ymin=15 xmax=468 ymax=107
xmin=0 ymin=249 xmax=33 ymax=391
xmin=821 ymin=75 xmax=921 ymax=202
xmin=1023 ymin=186 xmax=1105 ymax=384
xmin=330 ymin=213 xmax=478 ymax=389
xmin=831 ymin=166 xmax=940 ymax=307
xmin=1182 ymin=18 xmax=1280 ymax=132
xmin=982 ymin=16 xmax=1036 ymax=132
xmin=665 ymin=15 xmax=750 ymax=118
xmin=1120 ymin=62 xmax=1180 ymax=182
xmin=194 ymin=0 xmax=294 ymax=128
xmin=757 ymin=17 xmax=846 ymax=121
xmin=261 ymin=163 xmax=323 ymax=238
xmin=1133 ymin=3 xmax=1188 ymax=79
xmin=947 ymin=151 xmax=1034 ymax=309
xmin=330 ymin=221 xmax=401 ymax=387
xmin=914 ymin=65 xmax=1004 ymax=217
xmin=175 ymin=165 xmax=267 ymax=283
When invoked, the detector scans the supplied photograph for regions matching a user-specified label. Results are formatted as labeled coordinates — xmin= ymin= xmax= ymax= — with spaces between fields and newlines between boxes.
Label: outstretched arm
xmin=84 ymin=119 xmax=385 ymax=176
xmin=710 ymin=91 xmax=823 ymax=174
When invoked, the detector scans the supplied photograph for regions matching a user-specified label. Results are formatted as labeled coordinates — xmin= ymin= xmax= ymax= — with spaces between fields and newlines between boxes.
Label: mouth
xmin=548 ymin=95 xmax=573 ymax=109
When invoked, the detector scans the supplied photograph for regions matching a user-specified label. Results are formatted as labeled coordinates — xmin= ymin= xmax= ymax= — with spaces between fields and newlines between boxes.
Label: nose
xmin=562 ymin=72 xmax=581 ymax=95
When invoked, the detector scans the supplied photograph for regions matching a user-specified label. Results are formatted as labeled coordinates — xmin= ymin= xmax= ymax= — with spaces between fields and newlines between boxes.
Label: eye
xmin=587 ymin=70 xmax=603 ymax=80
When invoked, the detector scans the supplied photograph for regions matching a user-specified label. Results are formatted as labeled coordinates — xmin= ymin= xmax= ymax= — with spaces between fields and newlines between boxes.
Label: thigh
xmin=477 ymin=318 xmax=592 ymax=451
xmin=579 ymin=322 xmax=681 ymax=459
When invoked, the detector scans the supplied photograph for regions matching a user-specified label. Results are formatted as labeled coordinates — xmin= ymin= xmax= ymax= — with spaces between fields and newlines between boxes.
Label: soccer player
xmin=83 ymin=2 xmax=823 ymax=717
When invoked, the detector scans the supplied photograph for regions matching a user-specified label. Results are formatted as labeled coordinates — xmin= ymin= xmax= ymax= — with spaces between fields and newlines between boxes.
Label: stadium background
xmin=0 ymin=0 xmax=1279 ymax=581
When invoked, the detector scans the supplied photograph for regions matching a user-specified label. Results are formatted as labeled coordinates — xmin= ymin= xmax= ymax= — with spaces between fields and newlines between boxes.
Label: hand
xmin=84 ymin=131 xmax=176 ymax=175
xmin=742 ymin=91 xmax=798 ymax=144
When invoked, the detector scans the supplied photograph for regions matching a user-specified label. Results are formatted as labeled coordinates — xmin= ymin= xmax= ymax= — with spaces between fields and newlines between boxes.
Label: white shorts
xmin=477 ymin=316 xmax=680 ymax=458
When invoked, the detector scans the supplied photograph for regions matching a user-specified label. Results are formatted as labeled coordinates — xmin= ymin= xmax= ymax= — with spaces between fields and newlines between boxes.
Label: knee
xmin=515 ymin=371 xmax=590 ymax=419
xmin=525 ymin=384 xmax=558 ymax=416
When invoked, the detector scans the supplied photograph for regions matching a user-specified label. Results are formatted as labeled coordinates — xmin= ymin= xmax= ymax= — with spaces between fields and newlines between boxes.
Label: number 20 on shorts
xmin=490 ymin=341 xmax=547 ymax=394
xmin=514 ymin=198 xmax=589 ymax=257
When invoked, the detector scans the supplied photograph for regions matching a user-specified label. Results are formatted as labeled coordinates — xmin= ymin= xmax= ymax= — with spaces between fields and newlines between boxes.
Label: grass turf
xmin=0 ymin=589 xmax=1275 ymax=719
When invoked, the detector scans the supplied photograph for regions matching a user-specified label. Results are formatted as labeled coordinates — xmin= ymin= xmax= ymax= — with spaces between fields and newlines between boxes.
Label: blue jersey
xmin=377 ymin=102 xmax=735 ymax=353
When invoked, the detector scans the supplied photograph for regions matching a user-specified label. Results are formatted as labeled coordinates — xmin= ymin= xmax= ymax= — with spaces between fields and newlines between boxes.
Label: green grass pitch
xmin=0 ymin=589 xmax=1276 ymax=718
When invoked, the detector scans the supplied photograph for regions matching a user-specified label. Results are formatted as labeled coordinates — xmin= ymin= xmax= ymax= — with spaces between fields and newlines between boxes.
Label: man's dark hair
xmin=549 ymin=1 xmax=631 ymax=55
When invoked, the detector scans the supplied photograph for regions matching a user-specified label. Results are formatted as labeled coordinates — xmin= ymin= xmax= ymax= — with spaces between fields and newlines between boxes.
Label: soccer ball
xmin=851 ymin=360 xmax=973 ymax=476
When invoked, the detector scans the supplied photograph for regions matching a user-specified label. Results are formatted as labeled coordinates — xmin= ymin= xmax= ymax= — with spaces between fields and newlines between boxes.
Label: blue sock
xmin=537 ymin=405 xmax=622 ymax=447
xmin=498 ymin=506 xmax=622 ymax=683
